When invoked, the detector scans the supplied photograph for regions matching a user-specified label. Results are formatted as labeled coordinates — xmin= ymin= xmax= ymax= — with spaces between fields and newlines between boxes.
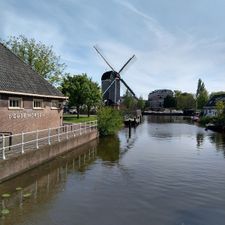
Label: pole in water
xmin=129 ymin=119 xmax=131 ymax=138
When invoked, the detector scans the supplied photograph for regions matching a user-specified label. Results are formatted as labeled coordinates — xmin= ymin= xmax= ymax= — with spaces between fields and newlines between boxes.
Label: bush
xmin=97 ymin=107 xmax=123 ymax=136
xmin=199 ymin=116 xmax=215 ymax=125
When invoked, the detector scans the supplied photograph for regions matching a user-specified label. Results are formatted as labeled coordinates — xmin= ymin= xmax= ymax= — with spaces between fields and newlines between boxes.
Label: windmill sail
xmin=120 ymin=78 xmax=137 ymax=99
xmin=118 ymin=55 xmax=135 ymax=74
xmin=94 ymin=45 xmax=137 ymax=105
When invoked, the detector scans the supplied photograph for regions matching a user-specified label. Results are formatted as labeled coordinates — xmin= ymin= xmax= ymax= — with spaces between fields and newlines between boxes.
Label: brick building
xmin=0 ymin=43 xmax=67 ymax=134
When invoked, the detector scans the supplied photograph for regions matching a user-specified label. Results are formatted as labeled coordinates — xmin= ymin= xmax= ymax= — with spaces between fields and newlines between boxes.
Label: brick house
xmin=0 ymin=43 xmax=67 ymax=134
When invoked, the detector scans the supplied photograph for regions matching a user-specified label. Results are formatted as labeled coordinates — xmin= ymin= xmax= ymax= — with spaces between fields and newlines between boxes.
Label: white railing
xmin=0 ymin=120 xmax=97 ymax=160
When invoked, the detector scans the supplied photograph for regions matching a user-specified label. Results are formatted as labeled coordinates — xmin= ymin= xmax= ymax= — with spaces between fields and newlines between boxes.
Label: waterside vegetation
xmin=97 ymin=107 xmax=123 ymax=136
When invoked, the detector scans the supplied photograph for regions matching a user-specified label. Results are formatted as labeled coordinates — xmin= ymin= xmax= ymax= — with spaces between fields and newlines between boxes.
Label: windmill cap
xmin=101 ymin=71 xmax=119 ymax=80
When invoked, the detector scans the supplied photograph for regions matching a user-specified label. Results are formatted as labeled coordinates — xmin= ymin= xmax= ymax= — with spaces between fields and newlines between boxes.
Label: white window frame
xmin=33 ymin=99 xmax=44 ymax=109
xmin=51 ymin=100 xmax=60 ymax=109
xmin=8 ymin=97 xmax=23 ymax=109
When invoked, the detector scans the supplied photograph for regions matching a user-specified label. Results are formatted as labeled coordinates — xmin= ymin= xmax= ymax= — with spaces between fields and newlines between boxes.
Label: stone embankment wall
xmin=0 ymin=130 xmax=98 ymax=183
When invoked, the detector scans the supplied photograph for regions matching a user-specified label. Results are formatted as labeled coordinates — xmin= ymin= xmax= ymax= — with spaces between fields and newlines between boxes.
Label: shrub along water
xmin=97 ymin=107 xmax=123 ymax=136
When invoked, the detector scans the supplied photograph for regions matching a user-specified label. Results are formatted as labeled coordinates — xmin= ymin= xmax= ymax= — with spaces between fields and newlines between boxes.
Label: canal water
xmin=0 ymin=116 xmax=225 ymax=225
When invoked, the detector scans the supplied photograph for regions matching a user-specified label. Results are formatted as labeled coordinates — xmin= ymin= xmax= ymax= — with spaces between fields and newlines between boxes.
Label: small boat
xmin=205 ymin=123 xmax=225 ymax=132
xmin=124 ymin=115 xmax=141 ymax=126
xmin=191 ymin=113 xmax=200 ymax=122
xmin=191 ymin=115 xmax=200 ymax=122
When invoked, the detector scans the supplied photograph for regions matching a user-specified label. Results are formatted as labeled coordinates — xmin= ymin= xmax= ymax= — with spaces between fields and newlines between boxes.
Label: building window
xmin=51 ymin=100 xmax=60 ymax=109
xmin=33 ymin=99 xmax=43 ymax=109
xmin=8 ymin=97 xmax=23 ymax=109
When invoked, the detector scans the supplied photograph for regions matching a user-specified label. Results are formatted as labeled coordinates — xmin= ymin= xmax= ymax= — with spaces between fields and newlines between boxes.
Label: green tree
xmin=97 ymin=107 xmax=123 ymax=136
xmin=3 ymin=35 xmax=66 ymax=85
xmin=137 ymin=96 xmax=145 ymax=111
xmin=163 ymin=95 xmax=176 ymax=109
xmin=86 ymin=79 xmax=102 ymax=117
xmin=175 ymin=92 xmax=196 ymax=110
xmin=61 ymin=74 xmax=90 ymax=118
xmin=144 ymin=100 xmax=151 ymax=110
xmin=123 ymin=90 xmax=137 ymax=110
xmin=196 ymin=79 xmax=208 ymax=109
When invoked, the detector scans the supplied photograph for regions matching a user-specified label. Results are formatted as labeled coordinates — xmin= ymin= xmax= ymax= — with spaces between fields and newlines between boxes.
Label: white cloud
xmin=1 ymin=0 xmax=225 ymax=99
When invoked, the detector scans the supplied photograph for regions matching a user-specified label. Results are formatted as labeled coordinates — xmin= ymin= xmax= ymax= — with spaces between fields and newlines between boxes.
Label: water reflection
xmin=196 ymin=132 xmax=205 ymax=148
xmin=97 ymin=135 xmax=120 ymax=162
xmin=208 ymin=132 xmax=225 ymax=157
xmin=97 ymin=127 xmax=138 ymax=163
xmin=147 ymin=116 xmax=225 ymax=158
xmin=147 ymin=115 xmax=188 ymax=124
xmin=0 ymin=140 xmax=98 ymax=224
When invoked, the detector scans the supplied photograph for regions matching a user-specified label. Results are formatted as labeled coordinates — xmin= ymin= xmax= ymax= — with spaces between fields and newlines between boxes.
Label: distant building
xmin=203 ymin=94 xmax=225 ymax=117
xmin=0 ymin=43 xmax=67 ymax=134
xmin=148 ymin=89 xmax=173 ymax=110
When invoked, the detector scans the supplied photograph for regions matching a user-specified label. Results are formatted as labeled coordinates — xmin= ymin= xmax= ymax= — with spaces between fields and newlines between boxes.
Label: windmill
xmin=94 ymin=46 xmax=137 ymax=106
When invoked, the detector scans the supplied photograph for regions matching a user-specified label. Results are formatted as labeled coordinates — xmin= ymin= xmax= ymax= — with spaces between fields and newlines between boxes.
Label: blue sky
xmin=1 ymin=0 xmax=225 ymax=98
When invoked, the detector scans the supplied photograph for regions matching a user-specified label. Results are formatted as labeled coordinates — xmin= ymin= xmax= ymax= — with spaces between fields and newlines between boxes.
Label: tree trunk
xmin=76 ymin=106 xmax=80 ymax=119
xmin=87 ymin=106 xmax=90 ymax=117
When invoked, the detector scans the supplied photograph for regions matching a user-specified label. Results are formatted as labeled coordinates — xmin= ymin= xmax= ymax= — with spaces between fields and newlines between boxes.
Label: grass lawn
xmin=63 ymin=114 xmax=97 ymax=123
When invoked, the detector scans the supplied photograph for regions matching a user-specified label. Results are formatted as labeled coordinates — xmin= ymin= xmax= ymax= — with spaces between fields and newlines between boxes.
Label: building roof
xmin=0 ymin=43 xmax=66 ymax=99
xmin=205 ymin=94 xmax=225 ymax=107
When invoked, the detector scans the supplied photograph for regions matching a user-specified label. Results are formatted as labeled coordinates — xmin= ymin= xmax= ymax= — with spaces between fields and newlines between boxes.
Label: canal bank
xmin=0 ymin=122 xmax=98 ymax=183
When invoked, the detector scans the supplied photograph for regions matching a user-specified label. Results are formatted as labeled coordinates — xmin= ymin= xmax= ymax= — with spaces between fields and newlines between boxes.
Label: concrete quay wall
xmin=0 ymin=130 xmax=98 ymax=183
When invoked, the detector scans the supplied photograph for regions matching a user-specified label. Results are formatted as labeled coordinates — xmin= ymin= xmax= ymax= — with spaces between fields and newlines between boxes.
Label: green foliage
xmin=199 ymin=116 xmax=215 ymax=125
xmin=137 ymin=96 xmax=145 ymax=111
xmin=144 ymin=100 xmax=150 ymax=109
xmin=123 ymin=90 xmax=137 ymax=110
xmin=3 ymin=35 xmax=66 ymax=85
xmin=97 ymin=107 xmax=123 ymax=136
xmin=196 ymin=79 xmax=208 ymax=109
xmin=215 ymin=100 xmax=225 ymax=116
xmin=197 ymin=89 xmax=208 ymax=109
xmin=61 ymin=74 xmax=101 ymax=118
xmin=175 ymin=92 xmax=196 ymax=110
xmin=163 ymin=95 xmax=176 ymax=108
xmin=86 ymin=80 xmax=102 ymax=117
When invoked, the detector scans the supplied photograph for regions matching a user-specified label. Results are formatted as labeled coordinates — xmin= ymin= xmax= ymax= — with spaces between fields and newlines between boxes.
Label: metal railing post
xmin=48 ymin=128 xmax=51 ymax=145
xmin=80 ymin=123 xmax=82 ymax=135
xmin=36 ymin=130 xmax=39 ymax=149
xmin=21 ymin=132 xmax=24 ymax=154
xmin=67 ymin=125 xmax=69 ymax=139
xmin=85 ymin=122 xmax=86 ymax=133
xmin=73 ymin=124 xmax=75 ymax=137
xmin=58 ymin=128 xmax=60 ymax=142
xmin=2 ymin=134 xmax=6 ymax=160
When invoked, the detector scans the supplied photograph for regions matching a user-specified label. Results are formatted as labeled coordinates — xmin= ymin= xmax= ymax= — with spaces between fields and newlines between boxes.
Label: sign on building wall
xmin=8 ymin=111 xmax=45 ymax=119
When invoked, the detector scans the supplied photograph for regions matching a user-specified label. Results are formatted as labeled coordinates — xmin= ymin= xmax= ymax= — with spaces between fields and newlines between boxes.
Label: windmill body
xmin=101 ymin=71 xmax=120 ymax=106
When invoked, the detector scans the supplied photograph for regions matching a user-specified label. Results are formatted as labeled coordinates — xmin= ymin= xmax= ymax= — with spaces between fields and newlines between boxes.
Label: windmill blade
xmin=93 ymin=46 xmax=116 ymax=72
xmin=120 ymin=78 xmax=138 ymax=100
xmin=118 ymin=55 xmax=135 ymax=74
xmin=102 ymin=78 xmax=116 ymax=96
